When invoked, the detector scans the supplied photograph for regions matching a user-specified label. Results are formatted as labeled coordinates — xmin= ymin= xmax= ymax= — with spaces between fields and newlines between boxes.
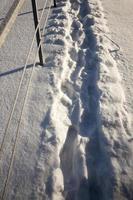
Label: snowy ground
xmin=0 ymin=0 xmax=133 ymax=199
xmin=0 ymin=0 xmax=14 ymax=21
xmin=101 ymin=0 xmax=133 ymax=128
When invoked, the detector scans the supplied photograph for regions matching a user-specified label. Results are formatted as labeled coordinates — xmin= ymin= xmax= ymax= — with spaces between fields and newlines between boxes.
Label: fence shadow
xmin=0 ymin=63 xmax=41 ymax=78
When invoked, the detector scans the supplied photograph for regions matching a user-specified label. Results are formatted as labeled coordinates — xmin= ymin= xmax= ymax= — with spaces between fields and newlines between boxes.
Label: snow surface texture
xmin=1 ymin=0 xmax=133 ymax=199
xmin=32 ymin=0 xmax=133 ymax=199
xmin=101 ymin=0 xmax=133 ymax=124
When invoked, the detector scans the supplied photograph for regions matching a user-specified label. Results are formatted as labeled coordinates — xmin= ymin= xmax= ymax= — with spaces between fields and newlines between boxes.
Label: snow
xmin=0 ymin=0 xmax=133 ymax=199
xmin=0 ymin=0 xmax=14 ymax=21
xmin=101 ymin=0 xmax=133 ymax=123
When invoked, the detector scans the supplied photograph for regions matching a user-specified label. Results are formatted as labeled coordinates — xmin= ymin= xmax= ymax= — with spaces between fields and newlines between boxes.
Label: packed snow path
xmin=0 ymin=0 xmax=133 ymax=199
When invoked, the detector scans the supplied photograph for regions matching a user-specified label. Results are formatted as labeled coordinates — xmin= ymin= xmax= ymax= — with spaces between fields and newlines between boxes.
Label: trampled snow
xmin=0 ymin=0 xmax=133 ymax=199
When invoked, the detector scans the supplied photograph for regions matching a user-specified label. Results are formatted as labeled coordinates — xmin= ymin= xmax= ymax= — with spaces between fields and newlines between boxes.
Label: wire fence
xmin=0 ymin=0 xmax=56 ymax=199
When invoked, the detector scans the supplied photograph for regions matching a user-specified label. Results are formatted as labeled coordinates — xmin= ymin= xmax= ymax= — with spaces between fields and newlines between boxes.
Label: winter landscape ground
xmin=0 ymin=0 xmax=133 ymax=199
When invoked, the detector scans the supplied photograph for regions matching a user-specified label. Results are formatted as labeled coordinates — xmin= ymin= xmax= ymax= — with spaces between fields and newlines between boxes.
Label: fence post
xmin=54 ymin=0 xmax=56 ymax=7
xmin=31 ymin=0 xmax=44 ymax=66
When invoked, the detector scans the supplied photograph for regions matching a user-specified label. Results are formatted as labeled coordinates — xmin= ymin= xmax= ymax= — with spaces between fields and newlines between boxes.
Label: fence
xmin=0 ymin=0 xmax=56 ymax=64
xmin=0 ymin=0 xmax=56 ymax=199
